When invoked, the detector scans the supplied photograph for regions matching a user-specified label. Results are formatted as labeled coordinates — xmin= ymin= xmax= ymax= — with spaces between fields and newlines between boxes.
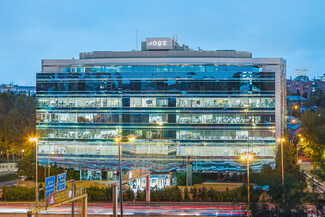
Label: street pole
xmin=281 ymin=139 xmax=285 ymax=203
xmin=118 ymin=140 xmax=123 ymax=217
xmin=247 ymin=158 xmax=250 ymax=217
xmin=35 ymin=139 xmax=39 ymax=217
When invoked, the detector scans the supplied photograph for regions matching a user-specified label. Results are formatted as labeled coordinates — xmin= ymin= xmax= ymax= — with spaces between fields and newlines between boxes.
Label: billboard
xmin=146 ymin=38 xmax=173 ymax=50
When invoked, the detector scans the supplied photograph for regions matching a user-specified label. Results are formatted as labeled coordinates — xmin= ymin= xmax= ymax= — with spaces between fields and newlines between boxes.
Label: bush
xmin=0 ymin=173 xmax=17 ymax=182
xmin=2 ymin=186 xmax=35 ymax=201
xmin=86 ymin=186 xmax=112 ymax=202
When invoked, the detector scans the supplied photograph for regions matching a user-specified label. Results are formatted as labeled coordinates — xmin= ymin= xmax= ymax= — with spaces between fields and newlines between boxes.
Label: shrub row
xmin=1 ymin=185 xmax=259 ymax=203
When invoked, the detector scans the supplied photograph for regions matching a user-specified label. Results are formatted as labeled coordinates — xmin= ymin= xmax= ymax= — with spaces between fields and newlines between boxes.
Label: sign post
xmin=48 ymin=187 xmax=74 ymax=207
xmin=45 ymin=176 xmax=55 ymax=199
xmin=56 ymin=173 xmax=66 ymax=191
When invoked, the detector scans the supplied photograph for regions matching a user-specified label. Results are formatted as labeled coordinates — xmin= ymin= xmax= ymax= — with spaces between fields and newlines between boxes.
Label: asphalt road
xmin=0 ymin=202 xmax=247 ymax=216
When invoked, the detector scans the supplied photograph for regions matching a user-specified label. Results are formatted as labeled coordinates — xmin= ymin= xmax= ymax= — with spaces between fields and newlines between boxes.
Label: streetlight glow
xmin=240 ymin=153 xmax=254 ymax=161
xmin=114 ymin=136 xmax=122 ymax=142
xmin=277 ymin=138 xmax=285 ymax=143
xmin=128 ymin=135 xmax=136 ymax=142
xmin=29 ymin=137 xmax=38 ymax=142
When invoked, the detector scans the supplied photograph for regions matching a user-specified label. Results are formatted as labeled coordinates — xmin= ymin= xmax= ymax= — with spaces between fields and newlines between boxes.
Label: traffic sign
xmin=56 ymin=173 xmax=66 ymax=191
xmin=45 ymin=176 xmax=55 ymax=199
xmin=49 ymin=194 xmax=55 ymax=205
xmin=127 ymin=167 xmax=148 ymax=180
xmin=47 ymin=187 xmax=74 ymax=208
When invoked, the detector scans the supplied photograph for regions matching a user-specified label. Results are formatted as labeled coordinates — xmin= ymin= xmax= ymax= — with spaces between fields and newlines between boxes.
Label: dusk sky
xmin=1 ymin=0 xmax=324 ymax=85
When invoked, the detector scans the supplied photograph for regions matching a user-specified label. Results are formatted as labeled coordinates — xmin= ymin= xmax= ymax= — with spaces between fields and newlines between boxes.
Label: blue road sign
xmin=45 ymin=175 xmax=55 ymax=199
xmin=56 ymin=173 xmax=66 ymax=191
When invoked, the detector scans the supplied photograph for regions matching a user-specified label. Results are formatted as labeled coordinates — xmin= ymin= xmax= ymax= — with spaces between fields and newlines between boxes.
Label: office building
xmin=36 ymin=37 xmax=286 ymax=183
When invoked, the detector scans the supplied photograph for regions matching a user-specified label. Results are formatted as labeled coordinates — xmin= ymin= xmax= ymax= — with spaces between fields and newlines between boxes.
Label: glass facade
xmin=36 ymin=63 xmax=279 ymax=173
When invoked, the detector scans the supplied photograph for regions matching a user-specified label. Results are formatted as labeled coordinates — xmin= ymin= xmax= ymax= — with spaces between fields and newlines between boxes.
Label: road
xmin=0 ymin=202 xmax=247 ymax=216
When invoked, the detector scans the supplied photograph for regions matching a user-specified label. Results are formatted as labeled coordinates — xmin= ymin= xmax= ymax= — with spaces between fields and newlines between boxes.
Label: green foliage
xmin=251 ymin=203 xmax=307 ymax=217
xmin=2 ymin=185 xmax=35 ymax=201
xmin=126 ymin=188 xmax=135 ymax=201
xmin=192 ymin=186 xmax=199 ymax=202
xmin=176 ymin=173 xmax=186 ymax=186
xmin=86 ymin=186 xmax=112 ymax=202
xmin=136 ymin=190 xmax=146 ymax=201
xmin=302 ymin=92 xmax=308 ymax=99
xmin=192 ymin=173 xmax=204 ymax=184
xmin=299 ymin=109 xmax=325 ymax=166
xmin=184 ymin=187 xmax=190 ymax=202
xmin=66 ymin=168 xmax=80 ymax=180
xmin=17 ymin=149 xmax=36 ymax=180
xmin=0 ymin=93 xmax=36 ymax=162
xmin=200 ymin=186 xmax=209 ymax=201
xmin=304 ymin=88 xmax=325 ymax=108
xmin=0 ymin=173 xmax=18 ymax=182
xmin=150 ymin=186 xmax=182 ymax=202
xmin=275 ymin=134 xmax=299 ymax=175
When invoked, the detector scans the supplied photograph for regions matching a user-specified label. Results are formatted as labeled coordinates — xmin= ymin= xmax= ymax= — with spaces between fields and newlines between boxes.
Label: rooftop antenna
xmin=173 ymin=34 xmax=177 ymax=46
xmin=136 ymin=29 xmax=139 ymax=51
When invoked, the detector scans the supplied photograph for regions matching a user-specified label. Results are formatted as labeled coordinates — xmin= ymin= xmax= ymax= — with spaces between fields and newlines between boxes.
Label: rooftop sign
xmin=146 ymin=38 xmax=173 ymax=50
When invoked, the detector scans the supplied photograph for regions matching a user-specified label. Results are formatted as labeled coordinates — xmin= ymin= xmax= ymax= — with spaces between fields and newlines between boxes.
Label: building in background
xmin=286 ymin=77 xmax=325 ymax=97
xmin=295 ymin=67 xmax=308 ymax=79
xmin=0 ymin=83 xmax=36 ymax=96
xmin=36 ymin=37 xmax=286 ymax=184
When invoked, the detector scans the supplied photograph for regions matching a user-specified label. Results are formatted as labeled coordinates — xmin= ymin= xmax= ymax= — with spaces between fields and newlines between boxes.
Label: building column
xmin=146 ymin=175 xmax=150 ymax=202
xmin=112 ymin=184 xmax=118 ymax=217
xmin=82 ymin=196 xmax=87 ymax=217
xmin=186 ymin=157 xmax=192 ymax=186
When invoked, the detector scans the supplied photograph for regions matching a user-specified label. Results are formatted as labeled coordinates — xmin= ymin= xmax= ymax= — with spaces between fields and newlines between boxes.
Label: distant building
xmin=321 ymin=74 xmax=325 ymax=81
xmin=295 ymin=68 xmax=308 ymax=78
xmin=286 ymin=77 xmax=325 ymax=97
xmin=0 ymin=84 xmax=36 ymax=96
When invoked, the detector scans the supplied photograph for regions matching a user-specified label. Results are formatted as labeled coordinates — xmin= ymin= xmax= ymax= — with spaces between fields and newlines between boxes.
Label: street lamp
xmin=277 ymin=137 xmax=285 ymax=203
xmin=29 ymin=137 xmax=39 ymax=207
xmin=47 ymin=151 xmax=55 ymax=177
xmin=240 ymin=153 xmax=254 ymax=217
xmin=114 ymin=134 xmax=136 ymax=217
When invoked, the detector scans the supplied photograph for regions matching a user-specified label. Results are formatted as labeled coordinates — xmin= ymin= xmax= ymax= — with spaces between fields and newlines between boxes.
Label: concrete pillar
xmin=82 ymin=196 xmax=87 ymax=217
xmin=112 ymin=184 xmax=118 ymax=217
xmin=186 ymin=157 xmax=193 ymax=186
xmin=146 ymin=175 xmax=150 ymax=202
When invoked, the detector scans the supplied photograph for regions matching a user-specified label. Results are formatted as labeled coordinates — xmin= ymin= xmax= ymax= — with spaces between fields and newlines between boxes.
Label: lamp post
xmin=240 ymin=153 xmax=254 ymax=217
xmin=114 ymin=134 xmax=136 ymax=217
xmin=47 ymin=151 xmax=55 ymax=177
xmin=277 ymin=137 xmax=285 ymax=203
xmin=29 ymin=137 xmax=39 ymax=208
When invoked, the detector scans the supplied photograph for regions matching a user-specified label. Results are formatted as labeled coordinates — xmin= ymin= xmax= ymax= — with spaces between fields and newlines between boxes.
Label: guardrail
xmin=302 ymin=171 xmax=324 ymax=194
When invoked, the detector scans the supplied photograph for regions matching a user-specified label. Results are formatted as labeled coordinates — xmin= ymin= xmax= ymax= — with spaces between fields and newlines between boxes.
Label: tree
xmin=302 ymin=92 xmax=308 ymax=99
xmin=0 ymin=93 xmax=36 ymax=161
xmin=275 ymin=134 xmax=299 ymax=174
xmin=176 ymin=173 xmax=186 ymax=186
xmin=304 ymin=88 xmax=325 ymax=108
xmin=184 ymin=187 xmax=190 ymax=202
xmin=17 ymin=149 xmax=36 ymax=180
xmin=200 ymin=186 xmax=209 ymax=201
xmin=192 ymin=187 xmax=198 ymax=202
xmin=299 ymin=109 xmax=325 ymax=167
